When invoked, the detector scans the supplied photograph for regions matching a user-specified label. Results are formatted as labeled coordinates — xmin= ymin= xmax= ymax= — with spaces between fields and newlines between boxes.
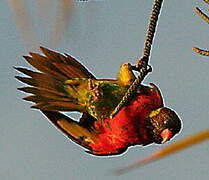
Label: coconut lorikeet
xmin=15 ymin=47 xmax=181 ymax=155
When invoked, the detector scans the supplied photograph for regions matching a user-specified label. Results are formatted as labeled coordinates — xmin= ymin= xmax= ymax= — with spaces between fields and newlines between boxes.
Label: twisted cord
xmin=110 ymin=0 xmax=164 ymax=118
xmin=141 ymin=0 xmax=163 ymax=64
xmin=110 ymin=65 xmax=152 ymax=118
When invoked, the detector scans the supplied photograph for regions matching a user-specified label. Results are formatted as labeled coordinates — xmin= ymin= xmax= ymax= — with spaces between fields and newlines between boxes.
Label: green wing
xmin=15 ymin=47 xmax=96 ymax=112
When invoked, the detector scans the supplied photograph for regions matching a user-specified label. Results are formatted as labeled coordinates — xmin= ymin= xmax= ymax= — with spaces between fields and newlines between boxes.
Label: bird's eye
xmin=169 ymin=128 xmax=173 ymax=132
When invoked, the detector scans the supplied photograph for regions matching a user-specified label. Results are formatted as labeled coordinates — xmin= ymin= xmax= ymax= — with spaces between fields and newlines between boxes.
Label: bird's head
xmin=147 ymin=107 xmax=181 ymax=144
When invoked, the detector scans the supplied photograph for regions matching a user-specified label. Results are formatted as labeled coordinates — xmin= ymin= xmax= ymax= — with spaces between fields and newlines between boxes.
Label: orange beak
xmin=161 ymin=128 xmax=173 ymax=143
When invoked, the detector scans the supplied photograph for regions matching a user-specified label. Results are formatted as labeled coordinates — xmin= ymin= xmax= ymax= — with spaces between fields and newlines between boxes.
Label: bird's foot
xmin=88 ymin=79 xmax=103 ymax=101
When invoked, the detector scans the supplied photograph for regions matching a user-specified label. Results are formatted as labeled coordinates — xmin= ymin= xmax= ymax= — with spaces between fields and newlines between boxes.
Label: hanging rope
xmin=110 ymin=0 xmax=164 ymax=118
xmin=140 ymin=0 xmax=164 ymax=64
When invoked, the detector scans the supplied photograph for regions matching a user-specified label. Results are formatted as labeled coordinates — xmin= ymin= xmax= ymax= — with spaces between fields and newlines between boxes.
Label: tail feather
xmin=15 ymin=70 xmax=66 ymax=94
xmin=39 ymin=47 xmax=95 ymax=79
xmin=52 ymin=62 xmax=89 ymax=78
xmin=31 ymin=101 xmax=83 ymax=111
xmin=24 ymin=54 xmax=67 ymax=80
xmin=23 ymin=95 xmax=75 ymax=104
xmin=23 ymin=95 xmax=49 ymax=103
xmin=15 ymin=47 xmax=95 ymax=112
xmin=18 ymin=87 xmax=67 ymax=98
xmin=41 ymin=110 xmax=97 ymax=151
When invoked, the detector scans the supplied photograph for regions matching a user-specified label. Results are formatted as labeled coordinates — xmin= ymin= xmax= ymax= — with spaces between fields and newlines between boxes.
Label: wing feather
xmin=15 ymin=47 xmax=96 ymax=112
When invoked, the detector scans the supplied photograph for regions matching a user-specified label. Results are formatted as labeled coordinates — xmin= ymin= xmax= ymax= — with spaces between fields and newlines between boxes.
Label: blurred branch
xmin=48 ymin=0 xmax=74 ymax=47
xmin=8 ymin=0 xmax=38 ymax=49
xmin=114 ymin=129 xmax=209 ymax=175
xmin=8 ymin=0 xmax=74 ymax=49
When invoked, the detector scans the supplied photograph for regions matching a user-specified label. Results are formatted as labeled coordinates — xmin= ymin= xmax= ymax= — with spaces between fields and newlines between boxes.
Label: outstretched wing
xmin=15 ymin=47 xmax=96 ymax=111
xmin=42 ymin=111 xmax=98 ymax=152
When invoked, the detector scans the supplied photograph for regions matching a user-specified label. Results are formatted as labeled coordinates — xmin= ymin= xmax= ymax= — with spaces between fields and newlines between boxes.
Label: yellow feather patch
xmin=117 ymin=63 xmax=136 ymax=86
xmin=149 ymin=107 xmax=162 ymax=118
xmin=57 ymin=119 xmax=97 ymax=144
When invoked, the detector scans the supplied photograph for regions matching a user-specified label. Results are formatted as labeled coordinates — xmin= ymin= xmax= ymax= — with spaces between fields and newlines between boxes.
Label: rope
xmin=141 ymin=0 xmax=164 ymax=64
xmin=110 ymin=65 xmax=152 ymax=118
xmin=110 ymin=0 xmax=164 ymax=118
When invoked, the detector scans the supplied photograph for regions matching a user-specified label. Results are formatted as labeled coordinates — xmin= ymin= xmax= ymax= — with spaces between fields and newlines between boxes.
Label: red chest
xmin=89 ymin=84 xmax=163 ymax=155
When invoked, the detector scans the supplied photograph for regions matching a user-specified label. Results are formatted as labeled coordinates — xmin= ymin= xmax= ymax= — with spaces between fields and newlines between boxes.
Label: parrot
xmin=15 ymin=47 xmax=181 ymax=155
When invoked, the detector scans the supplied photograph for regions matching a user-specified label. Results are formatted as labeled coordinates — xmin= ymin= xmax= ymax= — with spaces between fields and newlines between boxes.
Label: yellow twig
xmin=114 ymin=129 xmax=209 ymax=175
xmin=192 ymin=47 xmax=209 ymax=56
xmin=203 ymin=0 xmax=209 ymax=5
xmin=194 ymin=7 xmax=209 ymax=23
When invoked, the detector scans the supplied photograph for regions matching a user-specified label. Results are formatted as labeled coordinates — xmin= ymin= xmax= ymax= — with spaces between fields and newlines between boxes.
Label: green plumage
xmin=64 ymin=79 xmax=128 ymax=119
xmin=16 ymin=47 xmax=136 ymax=120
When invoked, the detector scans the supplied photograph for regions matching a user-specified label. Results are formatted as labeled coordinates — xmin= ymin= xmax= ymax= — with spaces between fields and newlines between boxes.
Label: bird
xmin=15 ymin=47 xmax=181 ymax=155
